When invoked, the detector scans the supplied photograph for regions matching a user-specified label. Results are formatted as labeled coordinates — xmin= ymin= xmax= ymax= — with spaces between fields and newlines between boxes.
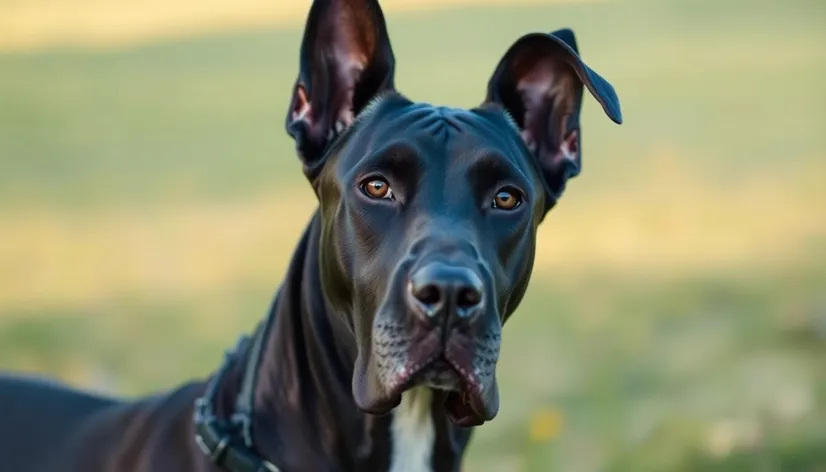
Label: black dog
xmin=0 ymin=0 xmax=621 ymax=471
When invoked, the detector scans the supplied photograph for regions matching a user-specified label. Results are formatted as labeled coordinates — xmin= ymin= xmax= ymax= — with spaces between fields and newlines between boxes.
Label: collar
xmin=192 ymin=320 xmax=281 ymax=472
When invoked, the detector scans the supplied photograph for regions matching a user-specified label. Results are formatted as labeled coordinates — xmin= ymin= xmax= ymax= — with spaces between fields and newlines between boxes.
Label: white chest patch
xmin=389 ymin=387 xmax=435 ymax=472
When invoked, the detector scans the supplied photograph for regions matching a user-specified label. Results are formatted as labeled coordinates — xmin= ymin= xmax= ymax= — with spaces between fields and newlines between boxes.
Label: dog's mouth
xmin=443 ymin=387 xmax=486 ymax=427
xmin=358 ymin=311 xmax=501 ymax=427
xmin=391 ymin=357 xmax=491 ymax=427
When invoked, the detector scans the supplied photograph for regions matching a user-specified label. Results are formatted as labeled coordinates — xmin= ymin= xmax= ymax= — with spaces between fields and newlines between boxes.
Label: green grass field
xmin=1 ymin=0 xmax=825 ymax=470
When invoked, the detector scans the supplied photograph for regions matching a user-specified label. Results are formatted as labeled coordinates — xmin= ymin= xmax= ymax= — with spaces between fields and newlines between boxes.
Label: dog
xmin=0 ymin=0 xmax=621 ymax=470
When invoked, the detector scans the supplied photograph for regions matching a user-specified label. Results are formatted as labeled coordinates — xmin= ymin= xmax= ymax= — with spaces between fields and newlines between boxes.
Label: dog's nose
xmin=408 ymin=262 xmax=484 ymax=320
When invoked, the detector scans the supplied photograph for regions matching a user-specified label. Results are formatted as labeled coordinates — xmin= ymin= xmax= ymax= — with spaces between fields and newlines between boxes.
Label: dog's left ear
xmin=286 ymin=0 xmax=396 ymax=175
xmin=483 ymin=28 xmax=622 ymax=209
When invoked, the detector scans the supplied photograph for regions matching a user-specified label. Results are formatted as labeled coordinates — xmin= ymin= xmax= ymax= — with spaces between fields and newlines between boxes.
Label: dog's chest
xmin=389 ymin=387 xmax=435 ymax=472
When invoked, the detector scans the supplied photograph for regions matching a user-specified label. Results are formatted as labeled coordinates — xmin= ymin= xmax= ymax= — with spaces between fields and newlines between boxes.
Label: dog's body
xmin=0 ymin=1 xmax=621 ymax=471
xmin=1 ymin=215 xmax=473 ymax=472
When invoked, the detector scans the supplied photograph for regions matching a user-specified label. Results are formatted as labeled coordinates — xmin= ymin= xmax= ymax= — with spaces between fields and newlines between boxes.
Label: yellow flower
xmin=529 ymin=408 xmax=564 ymax=443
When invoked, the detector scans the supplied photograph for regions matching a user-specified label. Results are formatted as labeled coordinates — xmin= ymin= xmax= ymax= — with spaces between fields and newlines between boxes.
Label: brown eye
xmin=492 ymin=187 xmax=522 ymax=210
xmin=361 ymin=178 xmax=394 ymax=200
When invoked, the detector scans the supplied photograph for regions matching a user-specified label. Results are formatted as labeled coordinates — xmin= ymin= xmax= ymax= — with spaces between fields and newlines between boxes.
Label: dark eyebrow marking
xmin=465 ymin=151 xmax=531 ymax=191
xmin=355 ymin=142 xmax=424 ymax=186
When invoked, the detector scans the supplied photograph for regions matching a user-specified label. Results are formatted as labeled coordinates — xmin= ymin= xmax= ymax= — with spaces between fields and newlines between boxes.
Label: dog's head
xmin=286 ymin=0 xmax=621 ymax=427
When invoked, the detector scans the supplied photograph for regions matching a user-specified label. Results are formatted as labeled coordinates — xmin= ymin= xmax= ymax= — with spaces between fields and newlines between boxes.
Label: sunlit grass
xmin=0 ymin=0 xmax=606 ymax=52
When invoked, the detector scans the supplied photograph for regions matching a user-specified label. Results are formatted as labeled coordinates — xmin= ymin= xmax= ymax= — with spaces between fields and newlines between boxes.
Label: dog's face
xmin=286 ymin=0 xmax=621 ymax=427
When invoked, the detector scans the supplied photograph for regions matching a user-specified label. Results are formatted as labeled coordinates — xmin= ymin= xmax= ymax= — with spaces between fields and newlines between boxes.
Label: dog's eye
xmin=492 ymin=187 xmax=522 ymax=210
xmin=360 ymin=178 xmax=394 ymax=200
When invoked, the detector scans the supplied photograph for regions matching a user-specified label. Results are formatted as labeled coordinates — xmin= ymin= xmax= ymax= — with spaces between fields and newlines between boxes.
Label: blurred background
xmin=1 ymin=0 xmax=824 ymax=470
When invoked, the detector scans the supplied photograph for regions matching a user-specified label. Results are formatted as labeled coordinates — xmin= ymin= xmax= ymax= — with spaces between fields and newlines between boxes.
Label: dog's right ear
xmin=286 ymin=0 xmax=396 ymax=174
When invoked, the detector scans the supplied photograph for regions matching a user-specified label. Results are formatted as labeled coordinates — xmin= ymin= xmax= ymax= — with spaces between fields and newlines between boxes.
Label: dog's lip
xmin=443 ymin=358 xmax=491 ymax=426
xmin=384 ymin=355 xmax=491 ymax=427
xmin=385 ymin=354 xmax=442 ymax=399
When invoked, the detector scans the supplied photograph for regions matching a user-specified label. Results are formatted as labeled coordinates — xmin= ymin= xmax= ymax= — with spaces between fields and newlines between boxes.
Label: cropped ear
xmin=286 ymin=0 xmax=396 ymax=174
xmin=483 ymin=28 xmax=622 ymax=209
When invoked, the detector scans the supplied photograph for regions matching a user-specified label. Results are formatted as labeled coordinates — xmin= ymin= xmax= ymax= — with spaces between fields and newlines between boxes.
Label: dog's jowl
xmin=0 ymin=1 xmax=621 ymax=471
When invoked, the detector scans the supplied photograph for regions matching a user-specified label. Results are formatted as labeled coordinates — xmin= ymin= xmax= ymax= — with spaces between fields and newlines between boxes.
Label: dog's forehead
xmin=352 ymin=94 xmax=525 ymax=161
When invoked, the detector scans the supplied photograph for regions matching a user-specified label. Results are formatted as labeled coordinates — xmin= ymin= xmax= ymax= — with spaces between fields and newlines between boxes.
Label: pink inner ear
xmin=291 ymin=85 xmax=312 ymax=123
xmin=512 ymin=54 xmax=578 ymax=162
xmin=332 ymin=51 xmax=366 ymax=129
xmin=552 ymin=130 xmax=579 ymax=165
xmin=516 ymin=57 xmax=568 ymax=107
xmin=520 ymin=130 xmax=537 ymax=154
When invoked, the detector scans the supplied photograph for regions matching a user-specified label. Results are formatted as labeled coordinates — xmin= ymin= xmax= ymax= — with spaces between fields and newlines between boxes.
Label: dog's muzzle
xmin=362 ymin=250 xmax=502 ymax=427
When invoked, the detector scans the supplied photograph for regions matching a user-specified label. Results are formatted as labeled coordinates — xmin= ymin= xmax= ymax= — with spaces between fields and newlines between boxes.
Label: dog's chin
xmin=352 ymin=356 xmax=498 ymax=427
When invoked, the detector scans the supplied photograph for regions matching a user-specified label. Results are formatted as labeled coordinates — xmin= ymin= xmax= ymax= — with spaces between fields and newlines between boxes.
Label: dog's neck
xmin=214 ymin=211 xmax=471 ymax=472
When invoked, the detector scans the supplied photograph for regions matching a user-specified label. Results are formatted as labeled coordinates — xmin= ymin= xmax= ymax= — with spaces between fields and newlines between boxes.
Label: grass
xmin=0 ymin=0 xmax=596 ymax=51
xmin=1 ymin=0 xmax=825 ymax=470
